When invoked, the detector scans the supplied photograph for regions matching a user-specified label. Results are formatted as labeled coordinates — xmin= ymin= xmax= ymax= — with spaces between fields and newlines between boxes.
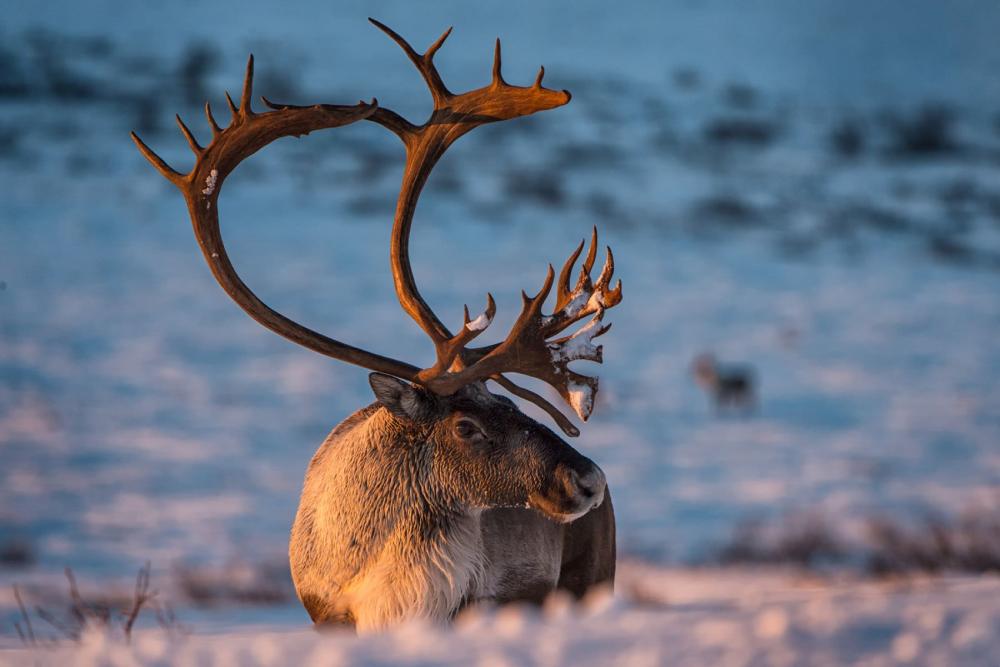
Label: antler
xmin=422 ymin=228 xmax=621 ymax=437
xmin=132 ymin=23 xmax=623 ymax=438
xmin=351 ymin=20 xmax=623 ymax=436
xmin=131 ymin=56 xmax=423 ymax=382
xmin=364 ymin=18 xmax=576 ymax=347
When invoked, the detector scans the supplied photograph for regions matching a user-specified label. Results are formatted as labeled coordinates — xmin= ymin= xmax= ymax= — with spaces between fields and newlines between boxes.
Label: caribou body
xmin=133 ymin=19 xmax=622 ymax=630
xmin=291 ymin=378 xmax=614 ymax=630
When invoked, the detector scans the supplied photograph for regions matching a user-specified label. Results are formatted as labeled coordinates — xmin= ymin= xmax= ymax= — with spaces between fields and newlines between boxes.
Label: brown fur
xmin=289 ymin=377 xmax=615 ymax=630
xmin=558 ymin=491 xmax=616 ymax=597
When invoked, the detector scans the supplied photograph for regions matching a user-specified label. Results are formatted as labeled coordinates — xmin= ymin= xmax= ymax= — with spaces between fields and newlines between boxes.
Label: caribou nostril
xmin=554 ymin=464 xmax=606 ymax=506
xmin=575 ymin=467 xmax=607 ymax=501
xmin=579 ymin=476 xmax=599 ymax=497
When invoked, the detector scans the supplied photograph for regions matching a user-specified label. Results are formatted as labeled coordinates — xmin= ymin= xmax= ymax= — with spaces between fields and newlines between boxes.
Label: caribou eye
xmin=454 ymin=419 xmax=483 ymax=440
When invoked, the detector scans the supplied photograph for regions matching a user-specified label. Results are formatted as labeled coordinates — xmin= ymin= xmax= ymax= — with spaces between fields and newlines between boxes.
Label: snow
xmin=585 ymin=289 xmax=606 ymax=311
xmin=2 ymin=563 xmax=998 ymax=666
xmin=558 ymin=290 xmax=590 ymax=319
xmin=465 ymin=311 xmax=492 ymax=332
xmin=201 ymin=169 xmax=217 ymax=196
xmin=550 ymin=312 xmax=603 ymax=364
xmin=566 ymin=380 xmax=595 ymax=420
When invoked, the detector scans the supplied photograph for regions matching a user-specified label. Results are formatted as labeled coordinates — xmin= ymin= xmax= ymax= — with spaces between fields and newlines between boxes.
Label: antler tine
xmin=464 ymin=293 xmax=497 ymax=329
xmin=582 ymin=225 xmax=598 ymax=277
xmin=369 ymin=18 xmax=452 ymax=106
xmin=594 ymin=247 xmax=623 ymax=309
xmin=492 ymin=38 xmax=505 ymax=87
xmin=533 ymin=66 xmax=545 ymax=89
xmin=425 ymin=26 xmax=453 ymax=61
xmin=420 ymin=293 xmax=497 ymax=378
xmin=556 ymin=238 xmax=586 ymax=310
xmin=492 ymin=374 xmax=580 ymax=438
xmin=204 ymin=102 xmax=222 ymax=137
xmin=130 ymin=132 xmax=184 ymax=186
xmin=224 ymin=91 xmax=239 ymax=120
xmin=175 ymin=114 xmax=203 ymax=155
xmin=368 ymin=18 xmax=422 ymax=64
xmin=240 ymin=54 xmax=255 ymax=118
xmin=530 ymin=264 xmax=555 ymax=312
xmin=595 ymin=246 xmax=616 ymax=290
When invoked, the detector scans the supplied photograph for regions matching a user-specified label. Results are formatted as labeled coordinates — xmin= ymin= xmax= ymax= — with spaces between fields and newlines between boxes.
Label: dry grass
xmin=866 ymin=509 xmax=1000 ymax=575
xmin=714 ymin=505 xmax=1000 ymax=576
xmin=12 ymin=562 xmax=181 ymax=646
xmin=716 ymin=511 xmax=846 ymax=569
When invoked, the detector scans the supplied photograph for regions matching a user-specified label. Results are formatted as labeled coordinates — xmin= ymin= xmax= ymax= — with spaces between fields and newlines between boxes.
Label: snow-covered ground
xmin=3 ymin=562 xmax=999 ymax=666
xmin=2 ymin=1 xmax=999 ymax=663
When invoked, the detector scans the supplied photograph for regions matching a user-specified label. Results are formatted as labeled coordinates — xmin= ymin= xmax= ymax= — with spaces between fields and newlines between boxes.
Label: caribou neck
xmin=300 ymin=409 xmax=489 ymax=630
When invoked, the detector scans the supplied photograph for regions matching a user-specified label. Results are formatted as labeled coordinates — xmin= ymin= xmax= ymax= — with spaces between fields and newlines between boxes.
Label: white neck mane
xmin=342 ymin=509 xmax=488 ymax=632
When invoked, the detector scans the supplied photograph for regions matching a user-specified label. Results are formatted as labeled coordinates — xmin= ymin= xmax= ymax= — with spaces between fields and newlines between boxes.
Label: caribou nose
xmin=533 ymin=462 xmax=608 ymax=523
xmin=560 ymin=464 xmax=606 ymax=506
xmin=576 ymin=466 xmax=607 ymax=507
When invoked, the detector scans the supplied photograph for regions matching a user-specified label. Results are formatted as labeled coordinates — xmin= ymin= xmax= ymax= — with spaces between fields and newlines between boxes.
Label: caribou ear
xmin=369 ymin=373 xmax=432 ymax=421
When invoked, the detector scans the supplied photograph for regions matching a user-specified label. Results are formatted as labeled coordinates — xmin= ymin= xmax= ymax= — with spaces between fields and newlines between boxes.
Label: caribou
xmin=132 ymin=20 xmax=623 ymax=631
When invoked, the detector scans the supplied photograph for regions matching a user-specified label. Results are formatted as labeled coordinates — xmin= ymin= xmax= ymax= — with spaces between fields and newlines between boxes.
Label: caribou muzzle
xmin=529 ymin=459 xmax=607 ymax=524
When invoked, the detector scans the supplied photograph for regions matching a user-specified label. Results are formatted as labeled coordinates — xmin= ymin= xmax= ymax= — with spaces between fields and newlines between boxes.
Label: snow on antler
xmin=465 ymin=310 xmax=493 ymax=332
xmin=549 ymin=310 xmax=607 ymax=364
xmin=566 ymin=380 xmax=596 ymax=421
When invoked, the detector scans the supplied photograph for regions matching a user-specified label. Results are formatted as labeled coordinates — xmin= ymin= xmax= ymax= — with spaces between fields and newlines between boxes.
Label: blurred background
xmin=1 ymin=0 xmax=998 ymax=633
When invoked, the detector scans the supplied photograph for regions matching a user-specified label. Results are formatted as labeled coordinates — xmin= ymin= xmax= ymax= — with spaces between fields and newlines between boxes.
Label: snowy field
xmin=2 ymin=0 xmax=999 ymax=664
xmin=3 ymin=563 xmax=1000 ymax=666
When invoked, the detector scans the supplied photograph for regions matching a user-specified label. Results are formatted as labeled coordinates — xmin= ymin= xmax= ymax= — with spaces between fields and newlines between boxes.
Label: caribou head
xmin=132 ymin=20 xmax=622 ymax=631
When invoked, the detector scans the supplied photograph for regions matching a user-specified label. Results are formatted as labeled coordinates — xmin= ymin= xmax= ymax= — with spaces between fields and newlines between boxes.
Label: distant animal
xmin=132 ymin=20 xmax=622 ymax=632
xmin=692 ymin=353 xmax=757 ymax=413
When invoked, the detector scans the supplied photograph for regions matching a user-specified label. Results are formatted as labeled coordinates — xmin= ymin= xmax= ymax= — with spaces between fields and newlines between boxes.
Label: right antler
xmin=357 ymin=20 xmax=623 ymax=436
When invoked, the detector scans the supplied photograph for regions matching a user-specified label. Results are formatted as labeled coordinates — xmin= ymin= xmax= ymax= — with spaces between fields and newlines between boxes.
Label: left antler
xmin=357 ymin=20 xmax=623 ymax=436
xmin=130 ymin=58 xmax=426 ymax=383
